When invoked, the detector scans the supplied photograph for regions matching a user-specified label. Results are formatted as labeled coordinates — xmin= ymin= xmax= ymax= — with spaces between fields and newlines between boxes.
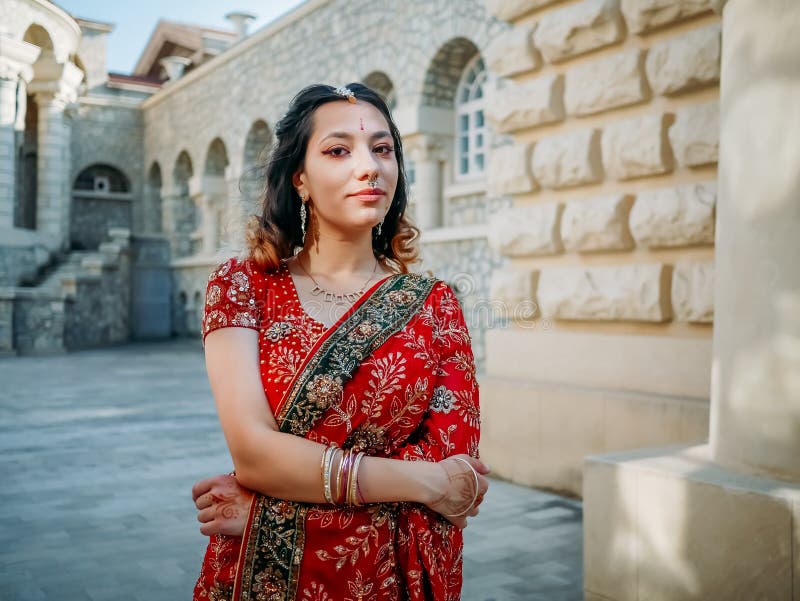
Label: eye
xmin=374 ymin=144 xmax=395 ymax=155
xmin=323 ymin=147 xmax=349 ymax=157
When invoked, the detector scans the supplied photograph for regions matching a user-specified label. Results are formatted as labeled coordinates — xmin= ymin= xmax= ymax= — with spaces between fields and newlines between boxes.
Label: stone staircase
xmin=0 ymin=228 xmax=132 ymax=355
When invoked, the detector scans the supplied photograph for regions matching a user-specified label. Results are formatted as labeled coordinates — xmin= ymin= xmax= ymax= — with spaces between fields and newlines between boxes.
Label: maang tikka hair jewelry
xmin=333 ymin=86 xmax=357 ymax=104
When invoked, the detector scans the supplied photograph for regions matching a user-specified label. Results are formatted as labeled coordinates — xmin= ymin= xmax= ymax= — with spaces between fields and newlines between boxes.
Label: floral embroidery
xmin=207 ymin=284 xmax=222 ymax=306
xmin=265 ymin=321 xmax=294 ymax=342
xmin=306 ymin=374 xmax=344 ymax=410
xmin=430 ymin=386 xmax=455 ymax=414
xmin=345 ymin=423 xmax=388 ymax=454
xmin=252 ymin=565 xmax=287 ymax=601
xmin=348 ymin=319 xmax=381 ymax=343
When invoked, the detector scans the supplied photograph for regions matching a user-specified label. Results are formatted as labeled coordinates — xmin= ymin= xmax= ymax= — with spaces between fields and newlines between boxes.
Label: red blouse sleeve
xmin=390 ymin=281 xmax=481 ymax=601
xmin=201 ymin=257 xmax=262 ymax=346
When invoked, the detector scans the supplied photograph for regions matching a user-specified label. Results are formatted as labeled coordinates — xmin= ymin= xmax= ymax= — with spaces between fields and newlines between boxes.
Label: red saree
xmin=195 ymin=257 xmax=480 ymax=601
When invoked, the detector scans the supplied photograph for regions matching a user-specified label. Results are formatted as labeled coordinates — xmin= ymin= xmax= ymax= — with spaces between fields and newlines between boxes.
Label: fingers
xmin=191 ymin=476 xmax=220 ymax=501
xmin=197 ymin=507 xmax=216 ymax=524
xmin=195 ymin=492 xmax=213 ymax=510
xmin=199 ymin=519 xmax=220 ymax=537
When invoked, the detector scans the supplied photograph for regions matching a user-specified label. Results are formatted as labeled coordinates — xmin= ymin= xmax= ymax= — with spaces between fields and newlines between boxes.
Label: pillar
xmin=0 ymin=35 xmax=40 ymax=227
xmin=583 ymin=2 xmax=800 ymax=599
xmin=709 ymin=0 xmax=800 ymax=482
xmin=28 ymin=61 xmax=82 ymax=250
xmin=408 ymin=135 xmax=446 ymax=230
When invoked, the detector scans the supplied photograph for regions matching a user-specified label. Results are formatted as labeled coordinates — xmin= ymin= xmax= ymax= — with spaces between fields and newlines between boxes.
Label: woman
xmin=192 ymin=83 xmax=489 ymax=601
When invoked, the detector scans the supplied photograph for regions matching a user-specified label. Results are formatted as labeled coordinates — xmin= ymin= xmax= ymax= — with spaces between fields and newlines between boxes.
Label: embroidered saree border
xmin=234 ymin=273 xmax=437 ymax=601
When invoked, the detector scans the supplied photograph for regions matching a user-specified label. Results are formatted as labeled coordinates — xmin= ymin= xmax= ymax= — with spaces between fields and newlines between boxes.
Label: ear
xmin=292 ymin=170 xmax=305 ymax=190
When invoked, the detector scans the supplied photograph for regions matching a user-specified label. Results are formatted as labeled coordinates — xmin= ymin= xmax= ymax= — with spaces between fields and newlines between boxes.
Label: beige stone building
xmin=1 ymin=0 xmax=798 ymax=598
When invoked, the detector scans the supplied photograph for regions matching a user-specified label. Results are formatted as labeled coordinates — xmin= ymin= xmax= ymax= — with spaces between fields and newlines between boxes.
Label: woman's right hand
xmin=424 ymin=454 xmax=491 ymax=529
xmin=192 ymin=473 xmax=254 ymax=537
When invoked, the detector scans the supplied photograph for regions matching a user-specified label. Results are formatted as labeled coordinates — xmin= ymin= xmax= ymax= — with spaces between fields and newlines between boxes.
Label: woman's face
xmin=294 ymin=100 xmax=399 ymax=240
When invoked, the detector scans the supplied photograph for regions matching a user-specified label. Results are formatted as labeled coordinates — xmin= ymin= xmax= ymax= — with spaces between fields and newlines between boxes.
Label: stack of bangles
xmin=320 ymin=445 xmax=367 ymax=506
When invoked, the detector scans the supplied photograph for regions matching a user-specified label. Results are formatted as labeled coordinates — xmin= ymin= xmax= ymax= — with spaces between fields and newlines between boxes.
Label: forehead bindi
xmin=312 ymin=102 xmax=390 ymax=143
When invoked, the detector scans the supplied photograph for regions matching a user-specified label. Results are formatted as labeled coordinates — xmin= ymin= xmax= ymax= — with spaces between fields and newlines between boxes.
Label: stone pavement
xmin=0 ymin=340 xmax=583 ymax=601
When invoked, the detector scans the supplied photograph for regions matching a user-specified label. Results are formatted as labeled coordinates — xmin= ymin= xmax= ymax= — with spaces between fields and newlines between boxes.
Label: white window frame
xmin=454 ymin=54 xmax=488 ymax=182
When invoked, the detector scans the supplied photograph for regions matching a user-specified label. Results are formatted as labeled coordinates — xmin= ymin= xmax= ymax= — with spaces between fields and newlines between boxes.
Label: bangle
xmin=335 ymin=449 xmax=351 ymax=505
xmin=348 ymin=452 xmax=366 ymax=506
xmin=443 ymin=457 xmax=480 ymax=518
xmin=322 ymin=446 xmax=337 ymax=504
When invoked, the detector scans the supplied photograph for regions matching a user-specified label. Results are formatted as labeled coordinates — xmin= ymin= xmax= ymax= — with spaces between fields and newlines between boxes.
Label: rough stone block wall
xmin=485 ymin=0 xmax=719 ymax=332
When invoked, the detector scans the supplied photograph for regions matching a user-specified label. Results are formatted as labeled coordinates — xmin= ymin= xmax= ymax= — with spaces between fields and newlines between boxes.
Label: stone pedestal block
xmin=584 ymin=445 xmax=800 ymax=601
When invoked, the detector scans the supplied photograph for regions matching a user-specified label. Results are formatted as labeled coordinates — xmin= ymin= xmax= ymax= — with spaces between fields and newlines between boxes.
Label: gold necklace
xmin=297 ymin=254 xmax=379 ymax=306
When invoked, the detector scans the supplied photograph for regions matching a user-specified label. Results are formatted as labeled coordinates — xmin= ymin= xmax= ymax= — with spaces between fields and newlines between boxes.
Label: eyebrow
xmin=319 ymin=130 xmax=392 ymax=145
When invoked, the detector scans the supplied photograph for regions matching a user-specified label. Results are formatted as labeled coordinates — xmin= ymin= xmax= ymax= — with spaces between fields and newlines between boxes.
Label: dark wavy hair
xmin=244 ymin=83 xmax=420 ymax=273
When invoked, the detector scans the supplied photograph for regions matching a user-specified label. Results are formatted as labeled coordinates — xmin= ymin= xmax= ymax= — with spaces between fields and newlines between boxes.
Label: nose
xmin=354 ymin=146 xmax=379 ymax=182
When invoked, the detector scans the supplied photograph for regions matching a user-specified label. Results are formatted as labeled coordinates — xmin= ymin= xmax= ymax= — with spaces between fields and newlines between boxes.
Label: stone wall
xmin=481 ymin=0 xmax=720 ymax=495
xmin=71 ymin=99 xmax=144 ymax=232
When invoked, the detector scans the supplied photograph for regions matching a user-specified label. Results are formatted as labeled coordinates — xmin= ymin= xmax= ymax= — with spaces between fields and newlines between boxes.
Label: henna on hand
xmin=428 ymin=459 xmax=478 ymax=518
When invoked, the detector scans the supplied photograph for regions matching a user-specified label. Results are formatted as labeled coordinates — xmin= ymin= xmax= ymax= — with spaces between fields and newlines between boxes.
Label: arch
xmin=23 ymin=24 xmax=56 ymax=58
xmin=243 ymin=120 xmax=272 ymax=169
xmin=204 ymin=138 xmax=229 ymax=176
xmin=421 ymin=37 xmax=481 ymax=108
xmin=170 ymin=150 xmax=197 ymax=257
xmin=70 ymin=164 xmax=132 ymax=250
xmin=73 ymin=163 xmax=131 ymax=193
xmin=172 ymin=150 xmax=194 ymax=193
xmin=145 ymin=162 xmax=163 ymax=233
xmin=363 ymin=71 xmax=397 ymax=111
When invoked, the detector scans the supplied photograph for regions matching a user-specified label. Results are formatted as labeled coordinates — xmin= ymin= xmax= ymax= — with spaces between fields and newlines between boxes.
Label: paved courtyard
xmin=0 ymin=340 xmax=583 ymax=601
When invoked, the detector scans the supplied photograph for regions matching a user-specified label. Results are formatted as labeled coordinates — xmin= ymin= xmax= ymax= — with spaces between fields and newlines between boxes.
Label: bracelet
xmin=322 ymin=446 xmax=338 ymax=504
xmin=336 ymin=449 xmax=352 ymax=505
xmin=347 ymin=452 xmax=365 ymax=507
xmin=443 ymin=457 xmax=480 ymax=518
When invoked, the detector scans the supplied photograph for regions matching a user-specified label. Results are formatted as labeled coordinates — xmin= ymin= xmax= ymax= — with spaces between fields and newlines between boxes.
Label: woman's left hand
xmin=192 ymin=473 xmax=254 ymax=537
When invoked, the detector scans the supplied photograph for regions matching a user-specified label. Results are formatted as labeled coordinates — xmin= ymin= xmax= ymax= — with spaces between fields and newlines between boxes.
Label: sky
xmin=54 ymin=0 xmax=307 ymax=74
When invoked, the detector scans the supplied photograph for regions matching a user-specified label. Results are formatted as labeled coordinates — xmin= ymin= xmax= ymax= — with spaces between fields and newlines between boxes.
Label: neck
xmin=300 ymin=230 xmax=378 ymax=276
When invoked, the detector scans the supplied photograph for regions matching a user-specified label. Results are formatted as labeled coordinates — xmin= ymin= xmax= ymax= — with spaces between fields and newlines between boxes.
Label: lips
xmin=349 ymin=188 xmax=386 ymax=196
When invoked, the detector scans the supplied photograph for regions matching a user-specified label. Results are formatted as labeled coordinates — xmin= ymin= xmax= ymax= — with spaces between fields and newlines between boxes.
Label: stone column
xmin=0 ymin=35 xmax=40 ymax=227
xmin=189 ymin=175 xmax=219 ymax=256
xmin=29 ymin=61 xmax=82 ymax=250
xmin=709 ymin=0 xmax=800 ymax=481
xmin=32 ymin=91 xmax=69 ymax=247
xmin=408 ymin=135 xmax=446 ymax=230
xmin=223 ymin=166 xmax=245 ymax=252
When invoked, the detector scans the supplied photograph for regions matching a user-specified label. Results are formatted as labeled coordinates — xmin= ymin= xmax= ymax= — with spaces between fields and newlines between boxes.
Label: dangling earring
xmin=299 ymin=192 xmax=308 ymax=245
xmin=374 ymin=219 xmax=383 ymax=237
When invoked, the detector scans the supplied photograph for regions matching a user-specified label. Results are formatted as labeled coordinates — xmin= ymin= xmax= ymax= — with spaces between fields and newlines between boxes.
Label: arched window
xmin=455 ymin=55 xmax=487 ymax=180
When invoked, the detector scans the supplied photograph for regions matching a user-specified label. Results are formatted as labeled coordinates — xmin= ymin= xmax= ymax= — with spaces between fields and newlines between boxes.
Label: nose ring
xmin=368 ymin=177 xmax=378 ymax=188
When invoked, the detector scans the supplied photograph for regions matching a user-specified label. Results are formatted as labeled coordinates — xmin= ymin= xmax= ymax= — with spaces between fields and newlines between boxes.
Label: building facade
xmin=2 ymin=0 xmax=798 ymax=597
